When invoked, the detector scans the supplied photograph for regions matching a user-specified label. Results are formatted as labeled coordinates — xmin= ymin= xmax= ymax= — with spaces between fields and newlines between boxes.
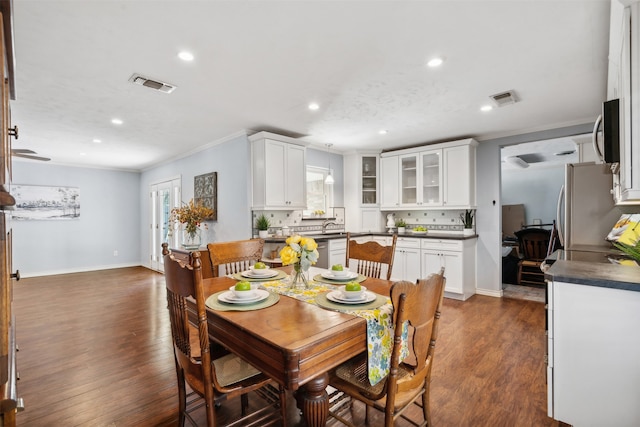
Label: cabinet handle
xmin=8 ymin=125 xmax=18 ymax=139
xmin=11 ymin=269 xmax=20 ymax=281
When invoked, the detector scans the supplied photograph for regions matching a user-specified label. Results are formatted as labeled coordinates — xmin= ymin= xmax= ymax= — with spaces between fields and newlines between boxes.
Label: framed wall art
xmin=194 ymin=172 xmax=217 ymax=220
xmin=12 ymin=184 xmax=80 ymax=220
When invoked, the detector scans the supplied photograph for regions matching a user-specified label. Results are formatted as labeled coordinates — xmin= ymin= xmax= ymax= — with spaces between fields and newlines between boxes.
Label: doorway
xmin=149 ymin=177 xmax=181 ymax=272
xmin=499 ymin=134 xmax=590 ymax=301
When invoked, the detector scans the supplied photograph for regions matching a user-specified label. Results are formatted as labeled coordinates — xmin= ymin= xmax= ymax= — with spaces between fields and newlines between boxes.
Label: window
xmin=306 ymin=166 xmax=333 ymax=214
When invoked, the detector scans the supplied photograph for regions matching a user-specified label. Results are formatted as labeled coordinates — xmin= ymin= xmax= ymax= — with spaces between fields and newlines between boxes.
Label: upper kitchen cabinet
xmin=609 ymin=1 xmax=640 ymax=204
xmin=250 ymin=132 xmax=307 ymax=210
xmin=380 ymin=138 xmax=477 ymax=210
xmin=344 ymin=151 xmax=382 ymax=232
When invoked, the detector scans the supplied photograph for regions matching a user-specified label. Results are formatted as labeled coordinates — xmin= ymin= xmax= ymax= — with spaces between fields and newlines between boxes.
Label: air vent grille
xmin=128 ymin=73 xmax=176 ymax=93
xmin=490 ymin=90 xmax=517 ymax=107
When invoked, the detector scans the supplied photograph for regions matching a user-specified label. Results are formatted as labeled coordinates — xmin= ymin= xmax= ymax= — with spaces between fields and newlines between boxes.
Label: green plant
xmin=395 ymin=218 xmax=407 ymax=227
xmin=613 ymin=241 xmax=640 ymax=264
xmin=460 ymin=209 xmax=474 ymax=228
xmin=255 ymin=214 xmax=270 ymax=231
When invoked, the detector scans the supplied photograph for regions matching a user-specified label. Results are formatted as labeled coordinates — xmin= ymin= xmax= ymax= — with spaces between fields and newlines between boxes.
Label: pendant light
xmin=325 ymin=143 xmax=334 ymax=185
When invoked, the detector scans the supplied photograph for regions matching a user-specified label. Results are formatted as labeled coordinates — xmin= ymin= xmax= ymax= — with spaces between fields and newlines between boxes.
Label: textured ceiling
xmin=9 ymin=0 xmax=611 ymax=171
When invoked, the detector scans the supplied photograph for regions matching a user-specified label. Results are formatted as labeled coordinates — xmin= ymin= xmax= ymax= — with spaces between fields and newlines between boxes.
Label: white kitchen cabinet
xmin=548 ymin=279 xmax=640 ymax=426
xmin=328 ymin=238 xmax=347 ymax=269
xmin=392 ymin=237 xmax=421 ymax=282
xmin=399 ymin=150 xmax=442 ymax=207
xmin=344 ymin=151 xmax=382 ymax=232
xmin=609 ymin=1 xmax=640 ymax=203
xmin=443 ymin=144 xmax=476 ymax=208
xmin=421 ymin=238 xmax=476 ymax=300
xmin=250 ymin=132 xmax=306 ymax=210
xmin=380 ymin=155 xmax=399 ymax=208
xmin=380 ymin=139 xmax=477 ymax=210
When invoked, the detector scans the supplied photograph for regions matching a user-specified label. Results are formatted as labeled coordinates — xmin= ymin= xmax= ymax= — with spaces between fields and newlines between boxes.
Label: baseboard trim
xmin=20 ymin=263 xmax=142 ymax=278
xmin=476 ymin=288 xmax=503 ymax=298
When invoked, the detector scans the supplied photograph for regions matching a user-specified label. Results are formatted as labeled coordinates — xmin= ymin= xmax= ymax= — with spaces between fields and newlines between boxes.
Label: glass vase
xmin=289 ymin=262 xmax=310 ymax=290
xmin=181 ymin=226 xmax=201 ymax=250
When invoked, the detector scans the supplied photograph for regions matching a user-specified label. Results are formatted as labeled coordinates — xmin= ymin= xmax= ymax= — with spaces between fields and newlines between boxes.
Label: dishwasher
xmin=315 ymin=241 xmax=329 ymax=269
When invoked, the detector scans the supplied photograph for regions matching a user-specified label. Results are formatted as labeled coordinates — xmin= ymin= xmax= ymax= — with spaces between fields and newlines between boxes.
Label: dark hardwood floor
xmin=12 ymin=267 xmax=559 ymax=426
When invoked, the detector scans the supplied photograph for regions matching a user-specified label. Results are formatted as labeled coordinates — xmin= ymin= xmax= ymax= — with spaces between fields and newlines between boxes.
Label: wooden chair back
xmin=386 ymin=269 xmax=446 ymax=422
xmin=515 ymin=228 xmax=551 ymax=261
xmin=207 ymin=238 xmax=265 ymax=277
xmin=162 ymin=243 xmax=287 ymax=426
xmin=327 ymin=268 xmax=446 ymax=426
xmin=162 ymin=243 xmax=216 ymax=423
xmin=345 ymin=233 xmax=397 ymax=280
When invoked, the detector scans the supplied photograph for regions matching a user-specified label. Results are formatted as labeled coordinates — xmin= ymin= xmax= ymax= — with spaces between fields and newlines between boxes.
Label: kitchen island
xmin=544 ymin=253 xmax=640 ymax=426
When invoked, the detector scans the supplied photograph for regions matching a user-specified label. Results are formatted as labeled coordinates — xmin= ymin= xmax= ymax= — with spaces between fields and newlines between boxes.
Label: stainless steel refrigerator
xmin=556 ymin=162 xmax=625 ymax=251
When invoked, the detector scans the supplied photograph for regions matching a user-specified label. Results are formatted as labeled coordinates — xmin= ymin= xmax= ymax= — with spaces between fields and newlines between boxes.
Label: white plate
xmin=241 ymin=269 xmax=278 ymax=279
xmin=337 ymin=285 xmax=368 ymax=299
xmin=321 ymin=270 xmax=358 ymax=281
xmin=326 ymin=290 xmax=376 ymax=305
xmin=218 ymin=289 xmax=270 ymax=305
xmin=411 ymin=230 xmax=428 ymax=235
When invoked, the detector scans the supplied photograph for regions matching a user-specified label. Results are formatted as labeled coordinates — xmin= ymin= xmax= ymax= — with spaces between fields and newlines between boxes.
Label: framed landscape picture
xmin=194 ymin=172 xmax=217 ymax=220
xmin=12 ymin=184 xmax=80 ymax=220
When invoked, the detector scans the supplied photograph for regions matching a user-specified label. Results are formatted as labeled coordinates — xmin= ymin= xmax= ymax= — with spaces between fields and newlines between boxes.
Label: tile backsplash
xmin=252 ymin=207 xmax=346 ymax=235
xmin=386 ymin=209 xmax=473 ymax=232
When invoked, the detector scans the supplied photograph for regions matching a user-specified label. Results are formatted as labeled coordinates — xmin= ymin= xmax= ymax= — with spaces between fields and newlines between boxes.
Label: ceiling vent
xmin=128 ymin=73 xmax=176 ymax=93
xmin=490 ymin=90 xmax=517 ymax=107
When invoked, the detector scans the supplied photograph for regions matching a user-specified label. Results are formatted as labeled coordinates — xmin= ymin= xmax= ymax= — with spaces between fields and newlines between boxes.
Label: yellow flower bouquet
xmin=279 ymin=235 xmax=319 ymax=288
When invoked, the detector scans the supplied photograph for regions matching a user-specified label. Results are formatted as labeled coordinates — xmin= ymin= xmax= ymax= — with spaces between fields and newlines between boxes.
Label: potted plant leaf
xmin=395 ymin=218 xmax=407 ymax=234
xmin=460 ymin=209 xmax=475 ymax=235
xmin=256 ymin=214 xmax=271 ymax=238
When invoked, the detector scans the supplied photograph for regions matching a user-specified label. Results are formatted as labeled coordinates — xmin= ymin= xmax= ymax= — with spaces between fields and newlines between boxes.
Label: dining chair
xmin=328 ymin=268 xmax=446 ymax=427
xmin=207 ymin=238 xmax=265 ymax=277
xmin=514 ymin=227 xmax=551 ymax=286
xmin=162 ymin=243 xmax=286 ymax=427
xmin=345 ymin=233 xmax=397 ymax=280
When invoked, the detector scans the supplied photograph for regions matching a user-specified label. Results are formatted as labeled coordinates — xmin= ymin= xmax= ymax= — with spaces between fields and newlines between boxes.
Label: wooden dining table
xmin=190 ymin=266 xmax=393 ymax=426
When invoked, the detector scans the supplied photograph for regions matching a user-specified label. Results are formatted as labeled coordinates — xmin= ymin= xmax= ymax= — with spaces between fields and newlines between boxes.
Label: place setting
xmin=206 ymin=280 xmax=280 ymax=311
xmin=230 ymin=262 xmax=288 ymax=282
xmin=315 ymin=281 xmax=387 ymax=311
xmin=313 ymin=264 xmax=367 ymax=284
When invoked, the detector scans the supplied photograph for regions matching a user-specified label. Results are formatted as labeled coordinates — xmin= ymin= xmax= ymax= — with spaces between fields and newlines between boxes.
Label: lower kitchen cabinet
xmin=392 ymin=237 xmax=421 ymax=282
xmin=421 ymin=238 xmax=475 ymax=300
xmin=548 ymin=279 xmax=640 ymax=426
xmin=328 ymin=238 xmax=347 ymax=269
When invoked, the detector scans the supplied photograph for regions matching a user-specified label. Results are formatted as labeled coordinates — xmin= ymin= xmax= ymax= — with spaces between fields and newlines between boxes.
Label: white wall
xmin=502 ymin=165 xmax=565 ymax=226
xmin=475 ymin=124 xmax=593 ymax=296
xmin=139 ymin=133 xmax=254 ymax=268
xmin=12 ymin=161 xmax=141 ymax=277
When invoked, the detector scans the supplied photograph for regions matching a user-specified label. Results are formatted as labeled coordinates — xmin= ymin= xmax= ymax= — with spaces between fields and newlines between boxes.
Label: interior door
xmin=150 ymin=177 xmax=181 ymax=272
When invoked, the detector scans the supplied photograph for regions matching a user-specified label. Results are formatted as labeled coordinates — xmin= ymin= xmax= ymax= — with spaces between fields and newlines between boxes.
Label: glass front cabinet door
xmin=361 ymin=156 xmax=378 ymax=205
xmin=421 ymin=149 xmax=442 ymax=206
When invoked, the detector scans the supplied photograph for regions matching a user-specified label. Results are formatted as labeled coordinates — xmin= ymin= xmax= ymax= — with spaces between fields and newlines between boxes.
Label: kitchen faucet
xmin=321 ymin=219 xmax=337 ymax=234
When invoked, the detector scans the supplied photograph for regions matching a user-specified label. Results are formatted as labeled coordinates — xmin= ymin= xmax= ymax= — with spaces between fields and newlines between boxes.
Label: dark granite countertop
xmin=545 ymin=250 xmax=640 ymax=292
xmin=264 ymin=231 xmax=477 ymax=243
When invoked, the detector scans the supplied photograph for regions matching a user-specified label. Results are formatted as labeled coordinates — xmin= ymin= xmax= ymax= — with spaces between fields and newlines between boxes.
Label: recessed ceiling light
xmin=427 ymin=57 xmax=444 ymax=68
xmin=92 ymin=139 xmax=102 ymax=143
xmin=379 ymin=130 xmax=388 ymax=135
xmin=480 ymin=105 xmax=493 ymax=112
xmin=178 ymin=51 xmax=194 ymax=61
xmin=308 ymin=103 xmax=319 ymax=111
xmin=80 ymin=152 xmax=87 ymax=156
xmin=111 ymin=118 xmax=123 ymax=125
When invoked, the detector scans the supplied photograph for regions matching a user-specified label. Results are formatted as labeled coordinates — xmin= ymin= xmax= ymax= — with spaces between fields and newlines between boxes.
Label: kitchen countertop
xmin=544 ymin=249 xmax=640 ymax=292
xmin=264 ymin=231 xmax=477 ymax=243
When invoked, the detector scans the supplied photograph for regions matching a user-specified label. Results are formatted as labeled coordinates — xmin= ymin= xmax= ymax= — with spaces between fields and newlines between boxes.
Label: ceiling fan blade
xmin=12 ymin=153 xmax=50 ymax=161
xmin=11 ymin=149 xmax=36 ymax=154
